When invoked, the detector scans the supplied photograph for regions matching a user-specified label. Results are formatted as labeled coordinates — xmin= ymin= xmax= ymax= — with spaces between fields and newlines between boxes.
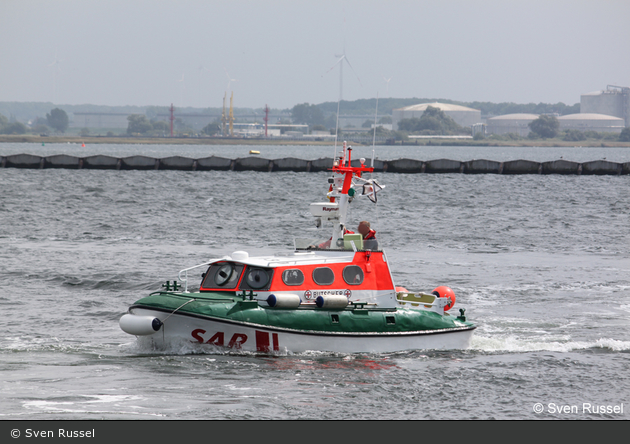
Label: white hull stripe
xmin=130 ymin=305 xmax=476 ymax=338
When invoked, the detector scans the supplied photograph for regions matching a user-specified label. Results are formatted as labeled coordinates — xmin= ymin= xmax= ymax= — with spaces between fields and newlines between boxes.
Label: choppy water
xmin=0 ymin=143 xmax=629 ymax=421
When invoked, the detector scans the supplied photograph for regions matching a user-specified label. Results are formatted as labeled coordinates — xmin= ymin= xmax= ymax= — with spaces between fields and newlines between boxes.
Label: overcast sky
xmin=1 ymin=0 xmax=628 ymax=110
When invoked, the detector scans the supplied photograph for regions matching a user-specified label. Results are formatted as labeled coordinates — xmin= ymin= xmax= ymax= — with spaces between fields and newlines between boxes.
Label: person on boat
xmin=358 ymin=220 xmax=378 ymax=250
xmin=358 ymin=221 xmax=376 ymax=240
xmin=313 ymin=221 xmax=377 ymax=249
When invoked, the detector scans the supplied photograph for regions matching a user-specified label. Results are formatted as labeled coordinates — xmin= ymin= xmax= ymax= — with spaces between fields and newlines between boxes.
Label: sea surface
xmin=0 ymin=143 xmax=629 ymax=421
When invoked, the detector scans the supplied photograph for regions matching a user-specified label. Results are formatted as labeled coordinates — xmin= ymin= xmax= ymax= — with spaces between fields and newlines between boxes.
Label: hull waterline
xmin=126 ymin=306 xmax=476 ymax=354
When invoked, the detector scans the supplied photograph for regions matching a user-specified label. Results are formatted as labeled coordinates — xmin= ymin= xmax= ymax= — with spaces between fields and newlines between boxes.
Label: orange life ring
xmin=432 ymin=286 xmax=456 ymax=311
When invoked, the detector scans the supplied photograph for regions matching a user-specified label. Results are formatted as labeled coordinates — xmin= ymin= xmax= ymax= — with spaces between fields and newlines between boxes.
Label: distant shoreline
xmin=1 ymin=134 xmax=629 ymax=148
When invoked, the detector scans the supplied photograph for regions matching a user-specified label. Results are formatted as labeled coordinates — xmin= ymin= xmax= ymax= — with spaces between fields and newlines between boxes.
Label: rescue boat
xmin=119 ymin=142 xmax=476 ymax=353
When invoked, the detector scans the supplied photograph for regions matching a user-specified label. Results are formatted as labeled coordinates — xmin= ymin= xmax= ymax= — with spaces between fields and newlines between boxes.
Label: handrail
xmin=178 ymin=259 xmax=220 ymax=292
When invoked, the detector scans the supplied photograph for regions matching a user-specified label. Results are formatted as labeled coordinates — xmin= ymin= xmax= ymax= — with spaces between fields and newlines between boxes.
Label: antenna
xmin=327 ymin=55 xmax=360 ymax=159
xmin=371 ymin=93 xmax=379 ymax=169
xmin=335 ymin=53 xmax=344 ymax=101
xmin=333 ymin=94 xmax=341 ymax=160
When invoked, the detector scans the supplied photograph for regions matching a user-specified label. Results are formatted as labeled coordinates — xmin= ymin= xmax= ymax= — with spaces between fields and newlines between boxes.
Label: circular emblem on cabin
xmin=344 ymin=289 xmax=352 ymax=299
xmin=304 ymin=290 xmax=313 ymax=300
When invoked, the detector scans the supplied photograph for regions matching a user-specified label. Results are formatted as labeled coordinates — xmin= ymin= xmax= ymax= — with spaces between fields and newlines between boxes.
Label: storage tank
xmin=392 ymin=102 xmax=481 ymax=130
xmin=558 ymin=113 xmax=625 ymax=133
xmin=485 ymin=113 xmax=539 ymax=137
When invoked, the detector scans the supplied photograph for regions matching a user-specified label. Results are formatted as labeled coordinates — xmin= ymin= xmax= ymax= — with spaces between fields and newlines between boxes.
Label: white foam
xmin=471 ymin=335 xmax=630 ymax=353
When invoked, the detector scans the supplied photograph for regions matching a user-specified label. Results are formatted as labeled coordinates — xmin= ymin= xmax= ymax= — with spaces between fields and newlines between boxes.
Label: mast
xmin=310 ymin=140 xmax=384 ymax=249
xmin=327 ymin=141 xmax=374 ymax=247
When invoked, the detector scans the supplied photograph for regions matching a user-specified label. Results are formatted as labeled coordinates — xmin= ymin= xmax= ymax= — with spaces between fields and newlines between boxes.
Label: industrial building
xmin=392 ymin=102 xmax=482 ymax=130
xmin=154 ymin=112 xmax=221 ymax=131
xmin=71 ymin=112 xmax=130 ymax=129
xmin=485 ymin=113 xmax=539 ymax=137
xmin=558 ymin=113 xmax=624 ymax=133
xmin=581 ymin=85 xmax=630 ymax=127
xmin=485 ymin=112 xmax=625 ymax=136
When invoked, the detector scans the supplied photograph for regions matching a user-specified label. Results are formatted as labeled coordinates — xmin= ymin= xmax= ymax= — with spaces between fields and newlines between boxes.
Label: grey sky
xmin=1 ymin=0 xmax=628 ymax=110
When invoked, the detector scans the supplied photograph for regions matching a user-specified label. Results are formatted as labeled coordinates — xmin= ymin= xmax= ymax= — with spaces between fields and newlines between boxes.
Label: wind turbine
xmin=325 ymin=49 xmax=362 ymax=101
xmin=48 ymin=49 xmax=63 ymax=104
xmin=224 ymin=68 xmax=237 ymax=92
xmin=383 ymin=76 xmax=392 ymax=96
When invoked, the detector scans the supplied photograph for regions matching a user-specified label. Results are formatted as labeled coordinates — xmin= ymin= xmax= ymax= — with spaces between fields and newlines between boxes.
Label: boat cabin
xmin=199 ymin=247 xmax=398 ymax=308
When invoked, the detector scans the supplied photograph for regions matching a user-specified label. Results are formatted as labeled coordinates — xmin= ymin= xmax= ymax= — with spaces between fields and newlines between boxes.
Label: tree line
xmin=0 ymin=108 xmax=69 ymax=135
xmin=126 ymin=107 xmax=630 ymax=142
xmin=3 ymin=102 xmax=629 ymax=142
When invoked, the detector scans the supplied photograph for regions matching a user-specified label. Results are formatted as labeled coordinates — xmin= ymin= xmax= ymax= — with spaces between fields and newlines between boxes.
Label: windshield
xmin=293 ymin=237 xmax=379 ymax=251
xmin=201 ymin=262 xmax=244 ymax=289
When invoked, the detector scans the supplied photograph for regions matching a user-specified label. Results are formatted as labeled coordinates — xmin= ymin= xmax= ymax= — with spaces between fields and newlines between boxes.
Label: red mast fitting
xmin=264 ymin=104 xmax=270 ymax=137
xmin=332 ymin=142 xmax=374 ymax=195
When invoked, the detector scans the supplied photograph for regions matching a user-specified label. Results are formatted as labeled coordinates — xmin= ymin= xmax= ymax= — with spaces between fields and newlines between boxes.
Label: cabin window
xmin=282 ymin=269 xmax=304 ymax=286
xmin=313 ymin=267 xmax=335 ymax=286
xmin=233 ymin=266 xmax=273 ymax=291
xmin=245 ymin=268 xmax=270 ymax=290
xmin=202 ymin=262 xmax=243 ymax=289
xmin=343 ymin=265 xmax=364 ymax=285
xmin=215 ymin=263 xmax=234 ymax=286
